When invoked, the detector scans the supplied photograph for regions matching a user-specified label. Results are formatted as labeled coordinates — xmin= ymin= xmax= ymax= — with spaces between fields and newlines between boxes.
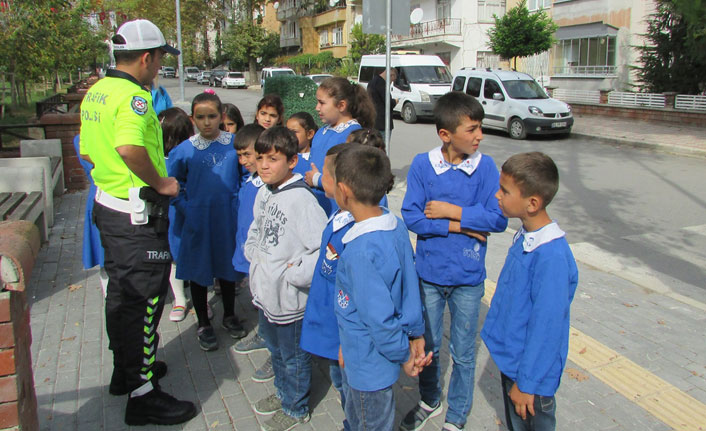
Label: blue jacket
xmin=301 ymin=210 xmax=354 ymax=360
xmin=481 ymin=222 xmax=579 ymax=396
xmin=151 ymin=85 xmax=172 ymax=116
xmin=335 ymin=211 xmax=425 ymax=392
xmin=309 ymin=120 xmax=361 ymax=215
xmin=401 ymin=147 xmax=507 ymax=286
xmin=232 ymin=174 xmax=264 ymax=274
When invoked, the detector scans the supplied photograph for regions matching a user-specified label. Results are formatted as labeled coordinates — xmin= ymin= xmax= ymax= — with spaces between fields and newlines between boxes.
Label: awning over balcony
xmin=555 ymin=22 xmax=619 ymax=40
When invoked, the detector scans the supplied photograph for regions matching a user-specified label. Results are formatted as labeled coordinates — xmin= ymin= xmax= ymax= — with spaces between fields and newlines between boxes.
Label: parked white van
xmin=261 ymin=67 xmax=295 ymax=88
xmin=451 ymin=68 xmax=573 ymax=139
xmin=358 ymin=54 xmax=452 ymax=123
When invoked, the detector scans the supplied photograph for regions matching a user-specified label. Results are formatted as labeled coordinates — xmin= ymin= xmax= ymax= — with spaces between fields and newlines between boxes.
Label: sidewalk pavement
xmin=571 ymin=114 xmax=706 ymax=158
xmin=27 ymin=117 xmax=706 ymax=431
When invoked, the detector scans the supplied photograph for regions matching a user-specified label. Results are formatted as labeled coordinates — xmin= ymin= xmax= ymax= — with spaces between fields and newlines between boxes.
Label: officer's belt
xmin=95 ymin=188 xmax=132 ymax=213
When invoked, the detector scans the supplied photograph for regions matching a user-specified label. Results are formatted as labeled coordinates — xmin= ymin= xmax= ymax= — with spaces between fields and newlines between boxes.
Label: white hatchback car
xmin=222 ymin=72 xmax=247 ymax=89
xmin=451 ymin=68 xmax=573 ymax=139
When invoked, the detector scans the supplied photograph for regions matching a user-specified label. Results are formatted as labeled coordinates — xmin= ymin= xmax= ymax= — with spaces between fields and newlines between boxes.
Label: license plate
xmin=552 ymin=121 xmax=567 ymax=128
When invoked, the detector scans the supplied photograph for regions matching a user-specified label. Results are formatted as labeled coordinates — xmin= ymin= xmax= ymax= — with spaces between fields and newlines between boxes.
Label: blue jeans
xmin=418 ymin=279 xmax=484 ymax=426
xmin=344 ymin=384 xmax=395 ymax=431
xmin=330 ymin=361 xmax=350 ymax=431
xmin=501 ymin=374 xmax=556 ymax=431
xmin=258 ymin=310 xmax=311 ymax=418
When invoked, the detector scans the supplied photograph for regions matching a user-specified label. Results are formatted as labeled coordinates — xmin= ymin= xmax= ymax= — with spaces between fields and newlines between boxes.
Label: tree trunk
xmin=249 ymin=57 xmax=258 ymax=86
xmin=21 ymin=81 xmax=28 ymax=106
xmin=9 ymin=60 xmax=18 ymax=107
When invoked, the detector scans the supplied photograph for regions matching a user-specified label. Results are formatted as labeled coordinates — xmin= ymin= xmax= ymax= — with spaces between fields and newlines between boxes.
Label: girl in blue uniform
xmin=304 ymin=77 xmax=375 ymax=215
xmin=167 ymin=92 xmax=246 ymax=351
xmin=221 ymin=103 xmax=244 ymax=134
xmin=158 ymin=107 xmax=194 ymax=322
xmin=288 ymin=111 xmax=318 ymax=176
xmin=254 ymin=94 xmax=284 ymax=129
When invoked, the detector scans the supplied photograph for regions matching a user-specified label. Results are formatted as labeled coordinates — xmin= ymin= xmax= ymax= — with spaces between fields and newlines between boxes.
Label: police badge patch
xmin=131 ymin=96 xmax=148 ymax=115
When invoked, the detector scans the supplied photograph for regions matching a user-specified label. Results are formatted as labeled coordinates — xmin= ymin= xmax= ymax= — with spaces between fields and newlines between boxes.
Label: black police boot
xmin=124 ymin=387 xmax=198 ymax=426
xmin=109 ymin=361 xmax=168 ymax=396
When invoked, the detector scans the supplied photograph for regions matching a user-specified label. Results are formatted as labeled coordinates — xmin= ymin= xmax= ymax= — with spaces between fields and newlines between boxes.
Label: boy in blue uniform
xmin=481 ymin=152 xmax=578 ymax=431
xmin=333 ymin=145 xmax=430 ymax=431
xmin=401 ymin=91 xmax=508 ymax=431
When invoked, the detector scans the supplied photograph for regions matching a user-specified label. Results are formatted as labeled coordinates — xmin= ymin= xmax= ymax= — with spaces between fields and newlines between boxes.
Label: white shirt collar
xmin=327 ymin=210 xmax=354 ymax=232
xmin=189 ymin=130 xmax=232 ymax=150
xmin=322 ymin=119 xmax=359 ymax=135
xmin=512 ymin=221 xmax=565 ymax=252
xmin=300 ymin=152 xmax=311 ymax=160
xmin=273 ymin=173 xmax=303 ymax=190
xmin=342 ymin=211 xmax=397 ymax=244
xmin=247 ymin=174 xmax=264 ymax=188
xmin=427 ymin=146 xmax=482 ymax=176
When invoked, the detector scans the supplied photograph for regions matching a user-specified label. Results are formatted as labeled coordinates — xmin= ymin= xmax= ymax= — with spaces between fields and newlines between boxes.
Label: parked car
xmin=184 ymin=67 xmax=200 ymax=81
xmin=209 ymin=70 xmax=228 ymax=87
xmin=197 ymin=70 xmax=212 ymax=85
xmin=305 ymin=74 xmax=333 ymax=86
xmin=222 ymin=72 xmax=247 ymax=89
xmin=162 ymin=67 xmax=176 ymax=78
xmin=358 ymin=55 xmax=452 ymax=123
xmin=451 ymin=68 xmax=573 ymax=139
xmin=260 ymin=67 xmax=295 ymax=88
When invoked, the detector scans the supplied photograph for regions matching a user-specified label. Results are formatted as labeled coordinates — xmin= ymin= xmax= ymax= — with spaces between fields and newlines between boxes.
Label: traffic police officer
xmin=79 ymin=19 xmax=197 ymax=426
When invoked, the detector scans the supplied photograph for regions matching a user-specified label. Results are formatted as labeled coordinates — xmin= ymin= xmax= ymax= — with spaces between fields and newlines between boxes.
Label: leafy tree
xmin=348 ymin=23 xmax=385 ymax=65
xmin=487 ymin=0 xmax=557 ymax=70
xmin=222 ymin=21 xmax=277 ymax=84
xmin=636 ymin=0 xmax=705 ymax=94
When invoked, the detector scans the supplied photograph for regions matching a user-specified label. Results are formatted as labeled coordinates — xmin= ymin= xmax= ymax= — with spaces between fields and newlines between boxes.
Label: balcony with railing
xmin=280 ymin=33 xmax=301 ymax=48
xmin=276 ymin=2 xmax=315 ymax=21
xmin=392 ymin=18 xmax=461 ymax=43
xmin=552 ymin=65 xmax=618 ymax=77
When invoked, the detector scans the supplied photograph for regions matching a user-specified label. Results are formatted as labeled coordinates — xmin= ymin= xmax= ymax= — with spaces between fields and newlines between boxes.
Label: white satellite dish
xmin=273 ymin=1 xmax=279 ymax=9
xmin=410 ymin=8 xmax=423 ymax=25
xmin=329 ymin=0 xmax=338 ymax=7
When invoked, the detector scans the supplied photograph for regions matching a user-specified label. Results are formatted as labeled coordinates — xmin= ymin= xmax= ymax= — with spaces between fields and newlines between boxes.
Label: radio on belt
xmin=128 ymin=187 xmax=150 ymax=225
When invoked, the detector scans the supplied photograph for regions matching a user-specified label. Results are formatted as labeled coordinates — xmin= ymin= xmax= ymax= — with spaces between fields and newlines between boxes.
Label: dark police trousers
xmin=94 ymin=202 xmax=171 ymax=393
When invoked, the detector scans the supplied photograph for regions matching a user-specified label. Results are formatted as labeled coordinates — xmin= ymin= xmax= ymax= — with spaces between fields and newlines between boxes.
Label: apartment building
xmin=390 ymin=0 xmax=506 ymax=73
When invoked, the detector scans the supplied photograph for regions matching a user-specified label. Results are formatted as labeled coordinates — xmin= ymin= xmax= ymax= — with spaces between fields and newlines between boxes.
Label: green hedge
xmin=263 ymin=75 xmax=321 ymax=127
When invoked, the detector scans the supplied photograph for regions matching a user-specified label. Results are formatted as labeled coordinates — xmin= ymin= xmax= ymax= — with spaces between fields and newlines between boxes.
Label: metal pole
xmin=384 ymin=0 xmax=391 ymax=156
xmin=176 ymin=0 xmax=185 ymax=102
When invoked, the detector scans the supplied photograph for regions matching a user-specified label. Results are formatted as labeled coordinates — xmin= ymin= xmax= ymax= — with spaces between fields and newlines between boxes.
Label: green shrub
xmin=263 ymin=75 xmax=321 ymax=127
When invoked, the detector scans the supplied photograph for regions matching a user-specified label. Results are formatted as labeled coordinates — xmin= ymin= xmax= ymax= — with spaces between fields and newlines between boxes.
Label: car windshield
xmin=202 ymin=71 xmax=211 ymax=76
xmin=228 ymin=73 xmax=243 ymax=78
xmin=400 ymin=66 xmax=452 ymax=84
xmin=186 ymin=68 xmax=198 ymax=73
xmin=272 ymin=70 xmax=295 ymax=76
xmin=311 ymin=75 xmax=331 ymax=84
xmin=213 ymin=70 xmax=227 ymax=76
xmin=164 ymin=68 xmax=174 ymax=71
xmin=501 ymin=80 xmax=548 ymax=99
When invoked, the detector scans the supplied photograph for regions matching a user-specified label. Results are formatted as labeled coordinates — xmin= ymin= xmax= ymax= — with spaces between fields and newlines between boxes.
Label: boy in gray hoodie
xmin=244 ymin=126 xmax=327 ymax=431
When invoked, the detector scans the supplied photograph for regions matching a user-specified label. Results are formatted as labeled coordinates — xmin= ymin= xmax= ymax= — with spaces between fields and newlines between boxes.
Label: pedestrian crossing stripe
xmin=483 ymin=280 xmax=706 ymax=431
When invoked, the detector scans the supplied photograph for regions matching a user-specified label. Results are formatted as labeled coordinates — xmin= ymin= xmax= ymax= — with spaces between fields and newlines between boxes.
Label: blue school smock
xmin=167 ymin=131 xmax=239 ymax=285
xmin=72 ymin=135 xmax=104 ymax=269
xmin=335 ymin=211 xmax=425 ymax=392
xmin=401 ymin=147 xmax=508 ymax=287
xmin=309 ymin=120 xmax=361 ymax=214
xmin=481 ymin=222 xmax=578 ymax=396
xmin=293 ymin=152 xmax=311 ymax=177
xmin=232 ymin=173 xmax=264 ymax=274
xmin=300 ymin=210 xmax=354 ymax=360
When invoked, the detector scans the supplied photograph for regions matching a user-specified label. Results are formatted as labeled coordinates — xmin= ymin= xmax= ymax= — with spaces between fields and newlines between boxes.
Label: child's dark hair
xmin=254 ymin=126 xmax=298 ymax=159
xmin=318 ymin=77 xmax=375 ymax=129
xmin=158 ymin=107 xmax=192 ymax=156
xmin=335 ymin=145 xmax=394 ymax=205
xmin=255 ymin=94 xmax=285 ymax=125
xmin=222 ymin=103 xmax=244 ymax=131
xmin=288 ymin=111 xmax=318 ymax=134
xmin=233 ymin=123 xmax=265 ymax=151
xmin=501 ymin=152 xmax=559 ymax=208
xmin=433 ymin=91 xmax=484 ymax=133
xmin=347 ymin=128 xmax=385 ymax=152
xmin=324 ymin=143 xmax=349 ymax=175
xmin=191 ymin=91 xmax=223 ymax=115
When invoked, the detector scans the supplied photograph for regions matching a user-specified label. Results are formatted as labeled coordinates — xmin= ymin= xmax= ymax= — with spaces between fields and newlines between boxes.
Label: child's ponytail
xmin=319 ymin=77 xmax=375 ymax=129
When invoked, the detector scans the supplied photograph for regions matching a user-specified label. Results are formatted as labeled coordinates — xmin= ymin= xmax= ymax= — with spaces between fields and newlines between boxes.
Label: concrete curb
xmin=571 ymin=131 xmax=706 ymax=159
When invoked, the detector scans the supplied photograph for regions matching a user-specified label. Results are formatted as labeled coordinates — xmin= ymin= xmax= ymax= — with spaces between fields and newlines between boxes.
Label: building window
xmin=333 ymin=26 xmax=343 ymax=45
xmin=437 ymin=0 xmax=450 ymax=19
xmin=319 ymin=29 xmax=329 ymax=47
xmin=528 ymin=0 xmax=551 ymax=11
xmin=477 ymin=51 xmax=501 ymax=69
xmin=552 ymin=36 xmax=617 ymax=76
xmin=288 ymin=21 xmax=297 ymax=38
xmin=478 ymin=0 xmax=505 ymax=23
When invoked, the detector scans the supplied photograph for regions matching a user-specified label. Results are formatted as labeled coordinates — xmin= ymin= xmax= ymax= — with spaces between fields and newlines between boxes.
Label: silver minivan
xmin=451 ymin=68 xmax=573 ymax=139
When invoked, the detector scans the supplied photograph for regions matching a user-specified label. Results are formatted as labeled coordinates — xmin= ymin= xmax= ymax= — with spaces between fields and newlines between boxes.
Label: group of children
xmin=99 ymin=76 xmax=578 ymax=431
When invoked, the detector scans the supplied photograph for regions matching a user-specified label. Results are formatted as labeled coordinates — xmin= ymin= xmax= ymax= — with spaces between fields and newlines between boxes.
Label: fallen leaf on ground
xmin=68 ymin=284 xmax=82 ymax=292
xmin=61 ymin=336 xmax=76 ymax=341
xmin=579 ymin=347 xmax=587 ymax=354
xmin=495 ymin=416 xmax=503 ymax=425
xmin=210 ymin=421 xmax=219 ymax=428
xmin=565 ymin=368 xmax=589 ymax=382
xmin=622 ymin=302 xmax=636 ymax=308
xmin=657 ymin=319 xmax=666 ymax=325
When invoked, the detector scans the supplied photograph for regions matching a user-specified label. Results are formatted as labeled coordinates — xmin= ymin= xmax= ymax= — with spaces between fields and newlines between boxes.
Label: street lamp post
xmin=176 ymin=0 xmax=185 ymax=102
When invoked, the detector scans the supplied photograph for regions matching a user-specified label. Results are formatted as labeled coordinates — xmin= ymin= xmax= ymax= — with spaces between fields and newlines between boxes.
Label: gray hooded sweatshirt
xmin=244 ymin=174 xmax=328 ymax=324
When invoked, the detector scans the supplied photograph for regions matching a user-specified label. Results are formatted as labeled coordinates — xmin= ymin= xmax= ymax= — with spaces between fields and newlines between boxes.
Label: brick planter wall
xmin=569 ymin=103 xmax=706 ymax=127
xmin=39 ymin=113 xmax=85 ymax=191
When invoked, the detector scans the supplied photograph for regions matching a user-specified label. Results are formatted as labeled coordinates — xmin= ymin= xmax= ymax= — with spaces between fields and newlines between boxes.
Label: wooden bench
xmin=0 ymin=167 xmax=48 ymax=241
xmin=20 ymin=139 xmax=64 ymax=196
xmin=0 ymin=157 xmax=55 ymax=227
